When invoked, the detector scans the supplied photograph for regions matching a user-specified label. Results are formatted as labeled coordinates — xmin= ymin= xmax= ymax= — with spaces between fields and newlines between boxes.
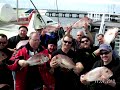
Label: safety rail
xmin=87 ymin=12 xmax=120 ymax=22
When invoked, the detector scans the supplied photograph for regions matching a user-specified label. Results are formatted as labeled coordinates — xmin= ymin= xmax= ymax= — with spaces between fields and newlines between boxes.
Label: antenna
xmin=29 ymin=0 xmax=46 ymax=26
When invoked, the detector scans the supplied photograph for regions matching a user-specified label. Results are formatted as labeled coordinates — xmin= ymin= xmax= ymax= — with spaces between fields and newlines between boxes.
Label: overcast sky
xmin=1 ymin=0 xmax=120 ymax=13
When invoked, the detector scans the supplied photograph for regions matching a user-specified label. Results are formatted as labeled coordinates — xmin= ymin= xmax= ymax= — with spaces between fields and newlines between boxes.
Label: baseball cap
xmin=35 ymin=25 xmax=44 ymax=30
xmin=99 ymin=44 xmax=112 ymax=52
xmin=48 ymin=39 xmax=57 ymax=46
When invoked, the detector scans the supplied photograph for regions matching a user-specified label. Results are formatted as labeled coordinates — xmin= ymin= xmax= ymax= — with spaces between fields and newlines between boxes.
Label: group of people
xmin=0 ymin=24 xmax=120 ymax=90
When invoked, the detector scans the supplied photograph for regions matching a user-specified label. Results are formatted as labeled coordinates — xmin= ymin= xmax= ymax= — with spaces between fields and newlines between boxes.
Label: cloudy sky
xmin=1 ymin=0 xmax=120 ymax=13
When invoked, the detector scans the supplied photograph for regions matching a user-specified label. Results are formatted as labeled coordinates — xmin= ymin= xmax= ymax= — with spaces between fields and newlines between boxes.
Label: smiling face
xmin=80 ymin=37 xmax=91 ymax=49
xmin=29 ymin=32 xmax=40 ymax=50
xmin=19 ymin=27 xmax=28 ymax=38
xmin=97 ymin=34 xmax=104 ymax=44
xmin=100 ymin=50 xmax=112 ymax=65
xmin=76 ymin=31 xmax=84 ymax=42
xmin=0 ymin=36 xmax=8 ymax=50
xmin=62 ymin=35 xmax=73 ymax=51
xmin=48 ymin=44 xmax=57 ymax=53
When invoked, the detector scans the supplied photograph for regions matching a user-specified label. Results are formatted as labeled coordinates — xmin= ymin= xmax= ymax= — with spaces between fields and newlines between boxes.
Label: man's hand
xmin=50 ymin=58 xmax=59 ymax=68
xmin=73 ymin=62 xmax=84 ymax=75
xmin=83 ymin=23 xmax=88 ymax=31
xmin=18 ymin=60 xmax=29 ymax=67
xmin=65 ymin=26 xmax=72 ymax=35
xmin=93 ymin=49 xmax=101 ymax=56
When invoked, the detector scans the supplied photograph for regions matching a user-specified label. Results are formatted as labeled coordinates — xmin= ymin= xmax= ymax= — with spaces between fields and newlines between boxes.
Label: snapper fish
xmin=104 ymin=27 xmax=119 ymax=44
xmin=44 ymin=24 xmax=61 ymax=33
xmin=51 ymin=54 xmax=76 ymax=70
xmin=26 ymin=53 xmax=49 ymax=66
xmin=16 ymin=40 xmax=28 ymax=49
xmin=72 ymin=16 xmax=92 ymax=29
xmin=0 ymin=84 xmax=10 ymax=89
xmin=82 ymin=66 xmax=113 ymax=82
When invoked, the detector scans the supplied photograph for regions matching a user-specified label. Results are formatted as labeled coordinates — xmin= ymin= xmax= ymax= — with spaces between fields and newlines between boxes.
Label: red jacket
xmin=8 ymin=44 xmax=54 ymax=90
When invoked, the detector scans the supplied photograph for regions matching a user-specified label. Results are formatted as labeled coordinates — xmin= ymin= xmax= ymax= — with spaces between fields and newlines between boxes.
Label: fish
xmin=44 ymin=24 xmax=61 ymax=33
xmin=51 ymin=54 xmax=75 ymax=69
xmin=16 ymin=40 xmax=28 ymax=49
xmin=104 ymin=27 xmax=119 ymax=44
xmin=0 ymin=84 xmax=10 ymax=89
xmin=26 ymin=53 xmax=49 ymax=66
xmin=0 ymin=51 xmax=8 ymax=62
xmin=82 ymin=66 xmax=113 ymax=82
xmin=72 ymin=16 xmax=92 ymax=29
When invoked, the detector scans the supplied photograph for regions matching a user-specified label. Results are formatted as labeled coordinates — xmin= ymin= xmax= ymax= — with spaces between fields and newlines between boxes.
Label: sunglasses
xmin=63 ymin=40 xmax=72 ymax=44
xmin=0 ymin=42 xmax=7 ymax=44
xmin=81 ymin=40 xmax=89 ymax=43
xmin=100 ymin=51 xmax=111 ymax=55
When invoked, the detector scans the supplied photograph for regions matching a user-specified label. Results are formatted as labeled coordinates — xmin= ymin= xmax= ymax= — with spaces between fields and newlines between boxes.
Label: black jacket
xmin=75 ymin=46 xmax=99 ymax=75
xmin=0 ymin=48 xmax=14 ymax=88
xmin=89 ymin=57 xmax=120 ymax=90
xmin=51 ymin=49 xmax=80 ymax=90
xmin=8 ymin=35 xmax=29 ymax=49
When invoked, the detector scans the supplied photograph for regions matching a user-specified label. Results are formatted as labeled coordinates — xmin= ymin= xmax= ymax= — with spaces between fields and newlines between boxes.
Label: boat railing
xmin=87 ymin=12 xmax=120 ymax=22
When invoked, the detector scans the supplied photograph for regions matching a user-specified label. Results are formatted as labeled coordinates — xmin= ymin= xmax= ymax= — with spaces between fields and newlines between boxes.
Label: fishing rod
xmin=55 ymin=0 xmax=62 ymax=40
xmin=30 ymin=0 xmax=46 ymax=26
xmin=55 ymin=0 xmax=60 ymax=23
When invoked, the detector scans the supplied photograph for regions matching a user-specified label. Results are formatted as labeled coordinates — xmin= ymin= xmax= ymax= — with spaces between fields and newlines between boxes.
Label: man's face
xmin=29 ymin=33 xmax=40 ymax=50
xmin=19 ymin=27 xmax=28 ymax=38
xmin=48 ymin=44 xmax=56 ymax=53
xmin=80 ymin=38 xmax=90 ymax=49
xmin=100 ymin=50 xmax=112 ymax=63
xmin=97 ymin=35 xmax=104 ymax=44
xmin=76 ymin=31 xmax=84 ymax=41
xmin=62 ymin=36 xmax=73 ymax=50
xmin=0 ymin=36 xmax=8 ymax=50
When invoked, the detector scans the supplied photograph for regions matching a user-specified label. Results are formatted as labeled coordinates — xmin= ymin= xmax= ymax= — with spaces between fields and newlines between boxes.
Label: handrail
xmin=87 ymin=12 xmax=120 ymax=22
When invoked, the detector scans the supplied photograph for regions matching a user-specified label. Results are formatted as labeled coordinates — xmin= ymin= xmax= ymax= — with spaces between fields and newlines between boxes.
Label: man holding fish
xmin=80 ymin=44 xmax=120 ymax=90
xmin=75 ymin=36 xmax=99 ymax=75
xmin=7 ymin=26 xmax=29 ymax=52
xmin=42 ymin=39 xmax=58 ymax=90
xmin=0 ymin=34 xmax=14 ymax=89
xmin=96 ymin=27 xmax=120 ymax=59
xmin=50 ymin=34 xmax=84 ymax=90
xmin=8 ymin=32 xmax=52 ymax=90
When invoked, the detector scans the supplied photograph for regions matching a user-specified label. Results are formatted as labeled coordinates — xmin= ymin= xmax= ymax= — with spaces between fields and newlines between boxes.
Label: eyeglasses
xmin=63 ymin=40 xmax=72 ymax=44
xmin=0 ymin=41 xmax=7 ymax=44
xmin=81 ymin=40 xmax=89 ymax=43
xmin=100 ymin=51 xmax=111 ymax=55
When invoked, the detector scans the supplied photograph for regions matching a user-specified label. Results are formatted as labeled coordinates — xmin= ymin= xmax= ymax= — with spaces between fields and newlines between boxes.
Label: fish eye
xmin=106 ymin=70 xmax=109 ymax=73
xmin=56 ymin=56 xmax=58 ymax=59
